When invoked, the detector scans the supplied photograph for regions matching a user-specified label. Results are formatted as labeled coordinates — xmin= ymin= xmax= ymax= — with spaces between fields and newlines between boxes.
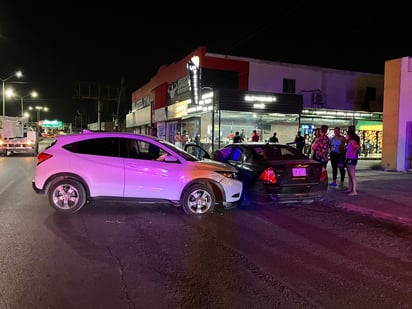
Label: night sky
xmin=0 ymin=2 xmax=409 ymax=122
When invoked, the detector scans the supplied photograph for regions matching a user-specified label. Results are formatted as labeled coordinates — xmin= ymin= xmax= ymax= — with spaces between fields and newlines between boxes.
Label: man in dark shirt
xmin=294 ymin=131 xmax=305 ymax=153
xmin=148 ymin=127 xmax=160 ymax=157
xmin=268 ymin=132 xmax=279 ymax=143
xmin=233 ymin=131 xmax=242 ymax=143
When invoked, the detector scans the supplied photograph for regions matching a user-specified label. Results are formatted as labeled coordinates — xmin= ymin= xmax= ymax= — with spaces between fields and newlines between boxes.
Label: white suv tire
xmin=48 ymin=179 xmax=87 ymax=214
xmin=181 ymin=183 xmax=215 ymax=215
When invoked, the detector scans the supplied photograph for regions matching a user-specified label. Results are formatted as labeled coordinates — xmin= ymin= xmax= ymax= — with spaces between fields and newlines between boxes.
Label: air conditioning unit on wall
xmin=311 ymin=91 xmax=324 ymax=107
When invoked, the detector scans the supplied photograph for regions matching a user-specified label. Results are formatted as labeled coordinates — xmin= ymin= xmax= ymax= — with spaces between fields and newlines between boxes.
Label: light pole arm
xmin=1 ymin=71 xmax=23 ymax=116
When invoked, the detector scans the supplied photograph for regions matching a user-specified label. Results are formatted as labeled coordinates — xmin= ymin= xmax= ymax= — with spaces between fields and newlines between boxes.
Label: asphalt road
xmin=0 ymin=153 xmax=411 ymax=308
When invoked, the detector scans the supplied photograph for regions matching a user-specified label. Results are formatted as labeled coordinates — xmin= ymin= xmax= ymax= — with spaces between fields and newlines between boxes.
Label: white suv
xmin=32 ymin=132 xmax=242 ymax=215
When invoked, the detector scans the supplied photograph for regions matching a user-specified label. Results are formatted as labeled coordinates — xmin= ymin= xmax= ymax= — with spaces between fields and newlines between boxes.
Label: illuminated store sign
xmin=301 ymin=108 xmax=380 ymax=119
xmin=244 ymin=95 xmax=277 ymax=102
xmin=168 ymin=101 xmax=188 ymax=118
xmin=189 ymin=89 xmax=303 ymax=114
xmin=187 ymin=56 xmax=201 ymax=105
xmin=168 ymin=76 xmax=190 ymax=101
xmin=253 ymin=103 xmax=265 ymax=109
xmin=187 ymin=90 xmax=214 ymax=114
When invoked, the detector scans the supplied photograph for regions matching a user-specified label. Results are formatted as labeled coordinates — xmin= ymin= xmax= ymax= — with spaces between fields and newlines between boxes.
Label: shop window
xmin=362 ymin=87 xmax=376 ymax=110
xmin=283 ymin=79 xmax=296 ymax=94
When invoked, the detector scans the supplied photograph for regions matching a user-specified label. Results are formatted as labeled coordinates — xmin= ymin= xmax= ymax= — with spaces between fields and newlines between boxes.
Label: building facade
xmin=126 ymin=46 xmax=384 ymax=157
xmin=382 ymin=56 xmax=412 ymax=171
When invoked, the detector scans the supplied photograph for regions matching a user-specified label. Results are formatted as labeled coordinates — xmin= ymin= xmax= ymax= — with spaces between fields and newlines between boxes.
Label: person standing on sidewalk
xmin=311 ymin=125 xmax=330 ymax=167
xmin=348 ymin=125 xmax=361 ymax=144
xmin=344 ymin=129 xmax=360 ymax=196
xmin=269 ymin=132 xmax=279 ymax=143
xmin=239 ymin=129 xmax=246 ymax=142
xmin=251 ymin=130 xmax=259 ymax=142
xmin=294 ymin=131 xmax=305 ymax=153
xmin=233 ymin=131 xmax=242 ymax=143
xmin=182 ymin=130 xmax=189 ymax=148
xmin=329 ymin=127 xmax=346 ymax=188
xmin=310 ymin=128 xmax=321 ymax=159
xmin=174 ymin=131 xmax=182 ymax=148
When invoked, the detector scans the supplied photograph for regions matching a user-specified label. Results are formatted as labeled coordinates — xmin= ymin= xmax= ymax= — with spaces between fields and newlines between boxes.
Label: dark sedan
xmin=186 ymin=142 xmax=328 ymax=205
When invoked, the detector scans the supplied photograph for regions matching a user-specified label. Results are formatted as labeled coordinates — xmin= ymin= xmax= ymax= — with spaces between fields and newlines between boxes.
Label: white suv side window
xmin=135 ymin=140 xmax=168 ymax=160
xmin=65 ymin=137 xmax=119 ymax=157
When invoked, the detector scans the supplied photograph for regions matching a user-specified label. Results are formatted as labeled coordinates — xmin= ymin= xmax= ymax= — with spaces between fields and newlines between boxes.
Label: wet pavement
xmin=325 ymin=159 xmax=412 ymax=229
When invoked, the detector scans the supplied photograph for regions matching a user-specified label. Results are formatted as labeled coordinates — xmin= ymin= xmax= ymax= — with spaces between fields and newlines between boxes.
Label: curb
xmin=336 ymin=202 xmax=412 ymax=229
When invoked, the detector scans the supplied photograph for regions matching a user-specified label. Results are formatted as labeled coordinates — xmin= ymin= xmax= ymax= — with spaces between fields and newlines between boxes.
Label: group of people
xmin=230 ymin=129 xmax=261 ymax=143
xmin=311 ymin=125 xmax=360 ymax=196
xmin=232 ymin=129 xmax=246 ymax=143
xmin=174 ymin=130 xmax=189 ymax=148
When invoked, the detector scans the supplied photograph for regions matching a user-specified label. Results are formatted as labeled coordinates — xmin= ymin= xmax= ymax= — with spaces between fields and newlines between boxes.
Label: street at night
xmin=1 ymin=153 xmax=411 ymax=308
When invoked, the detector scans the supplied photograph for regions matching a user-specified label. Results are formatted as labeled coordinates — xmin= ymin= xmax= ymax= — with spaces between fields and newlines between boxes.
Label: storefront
xmin=357 ymin=120 xmax=383 ymax=158
xmin=133 ymin=87 xmax=383 ymax=159
xmin=125 ymin=96 xmax=152 ymax=135
xmin=300 ymin=108 xmax=383 ymax=158
xmin=184 ymin=88 xmax=303 ymax=152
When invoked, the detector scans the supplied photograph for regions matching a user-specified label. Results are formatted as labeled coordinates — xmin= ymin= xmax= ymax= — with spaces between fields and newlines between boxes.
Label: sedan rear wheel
xmin=181 ymin=183 xmax=215 ymax=215
xmin=48 ymin=179 xmax=87 ymax=214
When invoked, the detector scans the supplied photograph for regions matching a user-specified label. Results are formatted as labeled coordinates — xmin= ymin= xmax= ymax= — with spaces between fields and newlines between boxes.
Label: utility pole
xmin=114 ymin=76 xmax=126 ymax=131
xmin=73 ymin=81 xmax=121 ymax=131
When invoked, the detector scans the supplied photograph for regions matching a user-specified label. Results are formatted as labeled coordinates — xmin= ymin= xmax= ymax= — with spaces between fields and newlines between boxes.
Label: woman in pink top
xmin=344 ymin=130 xmax=360 ymax=196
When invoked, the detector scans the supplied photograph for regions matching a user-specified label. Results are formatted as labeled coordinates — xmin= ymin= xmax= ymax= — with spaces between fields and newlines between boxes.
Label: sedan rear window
xmin=253 ymin=144 xmax=307 ymax=160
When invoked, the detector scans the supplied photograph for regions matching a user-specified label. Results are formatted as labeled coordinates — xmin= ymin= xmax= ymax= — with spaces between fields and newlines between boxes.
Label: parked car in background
xmin=186 ymin=142 xmax=328 ymax=205
xmin=32 ymin=132 xmax=243 ymax=215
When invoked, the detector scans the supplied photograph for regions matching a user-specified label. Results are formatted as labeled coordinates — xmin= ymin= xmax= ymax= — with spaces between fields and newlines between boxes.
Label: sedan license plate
xmin=292 ymin=167 xmax=306 ymax=177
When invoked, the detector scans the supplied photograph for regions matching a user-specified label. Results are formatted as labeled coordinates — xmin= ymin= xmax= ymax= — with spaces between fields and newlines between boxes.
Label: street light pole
xmin=20 ymin=97 xmax=24 ymax=117
xmin=28 ymin=105 xmax=48 ymax=122
xmin=35 ymin=106 xmax=48 ymax=121
xmin=21 ymin=91 xmax=38 ymax=117
xmin=1 ymin=70 xmax=23 ymax=116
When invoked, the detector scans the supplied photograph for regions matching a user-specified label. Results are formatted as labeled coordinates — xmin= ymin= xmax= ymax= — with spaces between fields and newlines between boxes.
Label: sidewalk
xmin=325 ymin=159 xmax=412 ymax=229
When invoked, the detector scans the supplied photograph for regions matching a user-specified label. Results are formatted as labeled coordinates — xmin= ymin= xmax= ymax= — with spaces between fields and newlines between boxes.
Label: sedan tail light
xmin=259 ymin=167 xmax=277 ymax=184
xmin=37 ymin=152 xmax=53 ymax=165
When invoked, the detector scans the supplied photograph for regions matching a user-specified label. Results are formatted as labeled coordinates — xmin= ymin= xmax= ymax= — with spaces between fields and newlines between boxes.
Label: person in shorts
xmin=344 ymin=129 xmax=360 ymax=195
